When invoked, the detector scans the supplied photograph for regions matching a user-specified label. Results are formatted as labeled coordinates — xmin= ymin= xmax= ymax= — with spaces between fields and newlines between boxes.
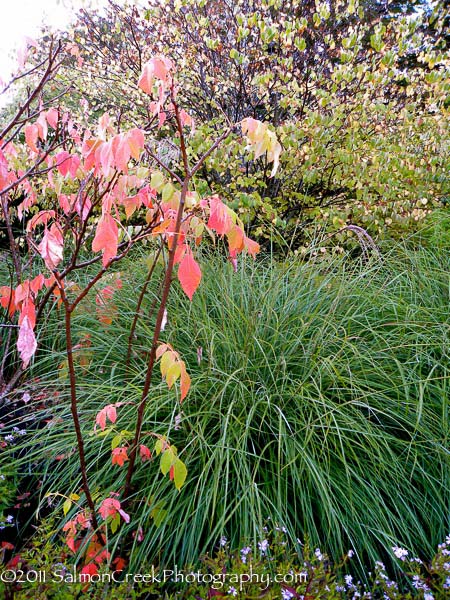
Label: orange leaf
xmin=180 ymin=363 xmax=191 ymax=402
xmin=178 ymin=250 xmax=201 ymax=300
xmin=111 ymin=447 xmax=129 ymax=467
xmin=244 ymin=236 xmax=260 ymax=258
xmin=227 ymin=225 xmax=245 ymax=255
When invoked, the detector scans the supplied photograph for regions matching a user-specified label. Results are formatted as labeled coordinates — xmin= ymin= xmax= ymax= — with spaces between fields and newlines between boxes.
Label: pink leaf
xmin=138 ymin=57 xmax=173 ymax=95
xmin=92 ymin=214 xmax=118 ymax=266
xmin=24 ymin=124 xmax=39 ymax=153
xmin=207 ymin=196 xmax=233 ymax=235
xmin=95 ymin=404 xmax=117 ymax=431
xmin=46 ymin=108 xmax=59 ymax=129
xmin=126 ymin=128 xmax=145 ymax=160
xmin=38 ymin=224 xmax=64 ymax=270
xmin=17 ymin=315 xmax=37 ymax=367
xmin=178 ymin=250 xmax=201 ymax=300
xmin=98 ymin=498 xmax=120 ymax=520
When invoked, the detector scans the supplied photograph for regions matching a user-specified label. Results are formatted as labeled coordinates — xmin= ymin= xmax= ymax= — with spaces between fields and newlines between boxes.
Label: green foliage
xmin=7 ymin=0 xmax=448 ymax=249
xmin=2 ymin=242 xmax=448 ymax=574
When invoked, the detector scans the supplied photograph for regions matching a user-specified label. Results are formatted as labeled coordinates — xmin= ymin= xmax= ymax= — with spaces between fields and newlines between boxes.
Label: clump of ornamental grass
xmin=1 ymin=241 xmax=449 ymax=576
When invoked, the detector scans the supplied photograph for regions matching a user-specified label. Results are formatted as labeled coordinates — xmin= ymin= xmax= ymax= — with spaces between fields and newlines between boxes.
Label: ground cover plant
xmin=0 ymin=0 xmax=449 ymax=598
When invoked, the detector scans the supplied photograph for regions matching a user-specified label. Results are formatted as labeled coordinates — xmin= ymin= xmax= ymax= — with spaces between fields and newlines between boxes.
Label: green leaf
xmin=150 ymin=171 xmax=165 ymax=192
xmin=63 ymin=498 xmax=72 ymax=516
xmin=173 ymin=457 xmax=187 ymax=491
xmin=111 ymin=434 xmax=122 ymax=450
xmin=155 ymin=438 xmax=164 ymax=455
xmin=110 ymin=512 xmax=120 ymax=534
xmin=152 ymin=506 xmax=168 ymax=527
xmin=162 ymin=182 xmax=175 ymax=203
xmin=160 ymin=448 xmax=174 ymax=475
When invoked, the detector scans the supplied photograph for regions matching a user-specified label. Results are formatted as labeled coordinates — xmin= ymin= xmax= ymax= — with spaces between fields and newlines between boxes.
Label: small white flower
xmin=347 ymin=549 xmax=354 ymax=558
xmin=219 ymin=536 xmax=227 ymax=547
xmin=392 ymin=546 xmax=408 ymax=560
xmin=314 ymin=548 xmax=323 ymax=560
xmin=258 ymin=539 xmax=269 ymax=554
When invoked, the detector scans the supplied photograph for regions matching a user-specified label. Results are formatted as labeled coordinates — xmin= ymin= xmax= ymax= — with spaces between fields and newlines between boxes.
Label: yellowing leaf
xmin=166 ymin=362 xmax=181 ymax=388
xmin=160 ymin=350 xmax=175 ymax=377
xmin=63 ymin=498 xmax=72 ymax=516
xmin=173 ymin=457 xmax=187 ymax=491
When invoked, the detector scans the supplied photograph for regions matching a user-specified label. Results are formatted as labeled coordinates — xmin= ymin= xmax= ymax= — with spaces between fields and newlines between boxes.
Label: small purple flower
xmin=240 ymin=546 xmax=251 ymax=564
xmin=281 ymin=589 xmax=295 ymax=600
xmin=227 ymin=587 xmax=238 ymax=597
xmin=258 ymin=539 xmax=269 ymax=555
xmin=219 ymin=536 xmax=227 ymax=547
xmin=345 ymin=574 xmax=353 ymax=587
xmin=314 ymin=548 xmax=323 ymax=561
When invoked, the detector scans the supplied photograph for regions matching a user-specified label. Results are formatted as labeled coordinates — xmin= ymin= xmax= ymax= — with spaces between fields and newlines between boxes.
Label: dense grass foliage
xmin=4 ymin=243 xmax=449 ymax=573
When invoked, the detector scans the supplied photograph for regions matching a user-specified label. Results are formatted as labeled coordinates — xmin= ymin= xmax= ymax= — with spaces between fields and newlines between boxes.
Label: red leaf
xmin=113 ymin=556 xmax=127 ymax=571
xmin=178 ymin=250 xmax=201 ymax=300
xmin=81 ymin=563 xmax=98 ymax=577
xmin=92 ymin=214 xmax=118 ymax=266
xmin=1 ymin=542 xmax=14 ymax=550
xmin=139 ymin=444 xmax=152 ymax=462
